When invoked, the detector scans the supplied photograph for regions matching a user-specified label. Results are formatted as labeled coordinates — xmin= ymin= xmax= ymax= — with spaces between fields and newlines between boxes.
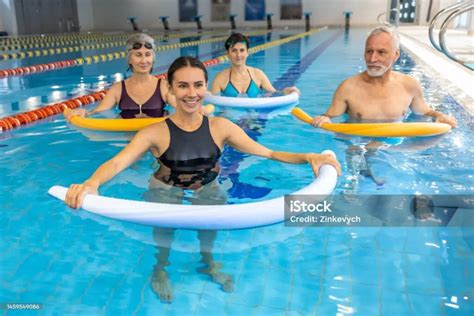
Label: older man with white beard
xmin=310 ymin=25 xmax=456 ymax=190
xmin=312 ymin=25 xmax=456 ymax=128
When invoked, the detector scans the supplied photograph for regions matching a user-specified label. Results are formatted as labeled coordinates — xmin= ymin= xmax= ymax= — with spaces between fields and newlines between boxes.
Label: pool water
xmin=1 ymin=28 xmax=473 ymax=315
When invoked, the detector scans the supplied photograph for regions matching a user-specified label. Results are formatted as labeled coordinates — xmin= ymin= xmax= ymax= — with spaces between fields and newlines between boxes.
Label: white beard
xmin=366 ymin=64 xmax=389 ymax=77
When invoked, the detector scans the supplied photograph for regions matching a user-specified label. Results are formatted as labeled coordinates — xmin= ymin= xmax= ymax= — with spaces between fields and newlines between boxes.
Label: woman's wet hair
xmin=125 ymin=33 xmax=156 ymax=72
xmin=224 ymin=33 xmax=250 ymax=51
xmin=167 ymin=56 xmax=208 ymax=84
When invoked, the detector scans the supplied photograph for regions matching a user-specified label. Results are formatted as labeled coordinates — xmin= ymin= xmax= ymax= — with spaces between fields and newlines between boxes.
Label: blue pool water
xmin=1 ymin=28 xmax=473 ymax=315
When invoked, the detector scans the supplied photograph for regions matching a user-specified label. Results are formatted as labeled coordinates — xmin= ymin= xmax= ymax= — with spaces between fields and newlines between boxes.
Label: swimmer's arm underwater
xmin=219 ymin=118 xmax=341 ymax=177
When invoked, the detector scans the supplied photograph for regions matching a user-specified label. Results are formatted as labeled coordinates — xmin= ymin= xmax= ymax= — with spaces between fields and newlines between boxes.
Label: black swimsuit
xmin=156 ymin=116 xmax=221 ymax=189
xmin=118 ymin=80 xmax=166 ymax=118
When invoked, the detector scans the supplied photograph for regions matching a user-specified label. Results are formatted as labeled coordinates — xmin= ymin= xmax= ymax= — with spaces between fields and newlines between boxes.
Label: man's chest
xmin=346 ymin=87 xmax=413 ymax=119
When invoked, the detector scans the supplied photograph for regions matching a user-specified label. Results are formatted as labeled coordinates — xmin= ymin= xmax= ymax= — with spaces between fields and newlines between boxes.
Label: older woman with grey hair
xmin=65 ymin=33 xmax=176 ymax=120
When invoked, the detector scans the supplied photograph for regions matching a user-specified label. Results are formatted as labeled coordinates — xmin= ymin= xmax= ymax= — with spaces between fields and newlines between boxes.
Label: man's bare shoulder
xmin=393 ymin=72 xmax=421 ymax=90
xmin=337 ymin=73 xmax=362 ymax=91
xmin=392 ymin=71 xmax=416 ymax=82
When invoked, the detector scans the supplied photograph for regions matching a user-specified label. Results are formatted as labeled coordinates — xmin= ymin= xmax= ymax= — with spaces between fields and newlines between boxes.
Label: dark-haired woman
xmin=211 ymin=33 xmax=300 ymax=97
xmin=64 ymin=56 xmax=341 ymax=302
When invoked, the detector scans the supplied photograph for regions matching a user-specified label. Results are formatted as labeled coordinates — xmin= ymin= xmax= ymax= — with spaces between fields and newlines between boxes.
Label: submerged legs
xmin=151 ymin=227 xmax=175 ymax=303
xmin=197 ymin=230 xmax=234 ymax=293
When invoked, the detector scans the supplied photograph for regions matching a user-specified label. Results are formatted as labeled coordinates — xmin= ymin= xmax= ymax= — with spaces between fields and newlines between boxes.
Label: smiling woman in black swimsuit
xmin=63 ymin=56 xmax=341 ymax=302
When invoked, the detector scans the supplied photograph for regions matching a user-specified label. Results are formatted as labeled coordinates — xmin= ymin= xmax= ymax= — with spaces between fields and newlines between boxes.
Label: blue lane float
xmin=204 ymin=91 xmax=299 ymax=109
xmin=48 ymin=150 xmax=338 ymax=230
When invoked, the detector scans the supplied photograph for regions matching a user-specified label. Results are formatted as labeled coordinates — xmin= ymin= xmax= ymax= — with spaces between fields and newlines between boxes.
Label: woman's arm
xmin=160 ymin=79 xmax=176 ymax=108
xmin=64 ymin=82 xmax=121 ymax=121
xmin=255 ymin=68 xmax=299 ymax=96
xmin=218 ymin=118 xmax=341 ymax=176
xmin=210 ymin=71 xmax=226 ymax=95
xmin=270 ymin=152 xmax=341 ymax=176
xmin=255 ymin=68 xmax=277 ymax=93
xmin=65 ymin=127 xmax=157 ymax=208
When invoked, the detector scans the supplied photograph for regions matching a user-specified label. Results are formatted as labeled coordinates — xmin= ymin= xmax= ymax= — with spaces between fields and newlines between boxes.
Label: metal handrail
xmin=428 ymin=1 xmax=467 ymax=52
xmin=377 ymin=8 xmax=399 ymax=25
xmin=439 ymin=2 xmax=474 ymax=66
xmin=377 ymin=12 xmax=387 ymax=24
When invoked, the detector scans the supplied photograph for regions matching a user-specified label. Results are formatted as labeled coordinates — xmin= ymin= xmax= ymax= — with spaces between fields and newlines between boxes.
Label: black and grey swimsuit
xmin=156 ymin=116 xmax=221 ymax=189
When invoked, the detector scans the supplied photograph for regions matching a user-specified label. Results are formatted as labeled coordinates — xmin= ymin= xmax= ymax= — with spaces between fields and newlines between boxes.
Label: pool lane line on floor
xmin=0 ymin=28 xmax=322 ymax=132
xmin=273 ymin=30 xmax=343 ymax=90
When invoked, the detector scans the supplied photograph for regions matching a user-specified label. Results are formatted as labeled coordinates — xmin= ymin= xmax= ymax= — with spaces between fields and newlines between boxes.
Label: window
xmin=398 ymin=0 xmax=416 ymax=23
xmin=245 ymin=0 xmax=265 ymax=21
xmin=211 ymin=0 xmax=230 ymax=22
xmin=280 ymin=0 xmax=302 ymax=20
xmin=179 ymin=0 xmax=198 ymax=22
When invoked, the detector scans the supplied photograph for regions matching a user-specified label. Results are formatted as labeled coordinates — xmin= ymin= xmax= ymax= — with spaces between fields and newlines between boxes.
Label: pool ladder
xmin=377 ymin=8 xmax=400 ymax=26
xmin=428 ymin=1 xmax=474 ymax=69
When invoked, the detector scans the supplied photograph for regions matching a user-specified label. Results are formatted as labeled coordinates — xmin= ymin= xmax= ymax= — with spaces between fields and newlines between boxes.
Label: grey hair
xmin=125 ymin=33 xmax=156 ymax=68
xmin=367 ymin=24 xmax=400 ymax=50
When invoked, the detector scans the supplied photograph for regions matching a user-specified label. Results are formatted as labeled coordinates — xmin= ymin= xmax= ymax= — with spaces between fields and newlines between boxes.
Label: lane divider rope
xmin=0 ymin=29 xmax=230 ymax=52
xmin=0 ymin=30 xmax=270 ymax=77
xmin=0 ymin=31 xmax=133 ymax=43
xmin=0 ymin=29 xmax=226 ymax=46
xmin=0 ymin=30 xmax=269 ymax=61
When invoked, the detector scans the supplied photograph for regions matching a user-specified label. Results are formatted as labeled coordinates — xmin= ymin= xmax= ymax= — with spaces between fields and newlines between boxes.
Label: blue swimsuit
xmin=222 ymin=69 xmax=261 ymax=98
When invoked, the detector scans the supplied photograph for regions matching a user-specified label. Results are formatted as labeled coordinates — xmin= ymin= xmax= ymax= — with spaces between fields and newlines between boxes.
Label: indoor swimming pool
xmin=1 ymin=28 xmax=473 ymax=315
